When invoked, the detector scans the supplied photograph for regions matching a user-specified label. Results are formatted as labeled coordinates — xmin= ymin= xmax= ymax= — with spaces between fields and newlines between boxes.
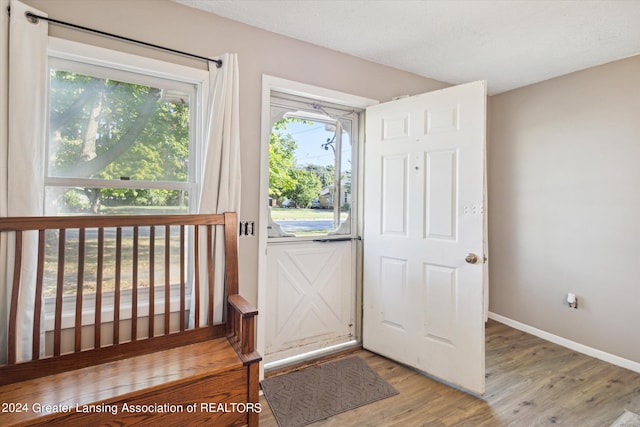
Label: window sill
xmin=43 ymin=284 xmax=191 ymax=332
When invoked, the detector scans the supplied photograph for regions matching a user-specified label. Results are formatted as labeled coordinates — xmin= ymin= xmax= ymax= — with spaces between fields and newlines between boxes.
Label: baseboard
xmin=488 ymin=312 xmax=640 ymax=374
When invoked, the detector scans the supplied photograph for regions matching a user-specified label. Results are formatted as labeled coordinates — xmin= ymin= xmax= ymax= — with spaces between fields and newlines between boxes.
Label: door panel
xmin=423 ymin=263 xmax=457 ymax=344
xmin=381 ymin=154 xmax=409 ymax=236
xmin=424 ymin=149 xmax=457 ymax=240
xmin=379 ymin=256 xmax=408 ymax=330
xmin=363 ymin=81 xmax=487 ymax=394
xmin=265 ymin=241 xmax=355 ymax=362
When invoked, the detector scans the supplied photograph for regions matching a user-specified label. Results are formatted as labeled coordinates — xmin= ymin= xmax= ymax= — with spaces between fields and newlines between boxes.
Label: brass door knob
xmin=465 ymin=253 xmax=479 ymax=264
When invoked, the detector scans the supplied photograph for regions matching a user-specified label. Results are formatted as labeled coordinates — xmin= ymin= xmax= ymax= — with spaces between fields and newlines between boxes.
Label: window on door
xmin=268 ymin=93 xmax=359 ymax=238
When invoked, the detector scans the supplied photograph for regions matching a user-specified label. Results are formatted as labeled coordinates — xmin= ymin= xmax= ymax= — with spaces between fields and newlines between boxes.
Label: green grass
xmin=99 ymin=205 xmax=188 ymax=215
xmin=44 ymin=228 xmax=183 ymax=297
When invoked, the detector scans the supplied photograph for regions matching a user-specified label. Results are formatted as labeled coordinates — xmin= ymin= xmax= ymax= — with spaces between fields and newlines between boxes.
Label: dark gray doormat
xmin=261 ymin=356 xmax=399 ymax=427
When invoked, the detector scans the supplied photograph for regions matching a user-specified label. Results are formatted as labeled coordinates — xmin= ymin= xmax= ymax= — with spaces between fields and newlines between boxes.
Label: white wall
xmin=489 ymin=55 xmax=640 ymax=364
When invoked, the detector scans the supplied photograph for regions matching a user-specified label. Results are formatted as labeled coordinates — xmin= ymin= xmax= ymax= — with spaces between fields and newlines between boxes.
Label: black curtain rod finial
xmin=25 ymin=11 xmax=39 ymax=24
xmin=23 ymin=11 xmax=223 ymax=68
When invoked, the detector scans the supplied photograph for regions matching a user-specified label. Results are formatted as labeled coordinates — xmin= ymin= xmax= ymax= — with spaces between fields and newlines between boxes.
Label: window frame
xmin=43 ymin=38 xmax=209 ymax=331
xmin=267 ymin=92 xmax=361 ymax=242
xmin=46 ymin=38 xmax=208 ymax=214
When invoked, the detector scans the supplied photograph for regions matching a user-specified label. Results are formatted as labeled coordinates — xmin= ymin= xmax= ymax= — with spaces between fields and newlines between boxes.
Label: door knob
xmin=465 ymin=253 xmax=479 ymax=264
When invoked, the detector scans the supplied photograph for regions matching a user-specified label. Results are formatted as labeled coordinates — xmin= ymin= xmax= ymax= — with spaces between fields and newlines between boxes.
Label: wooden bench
xmin=0 ymin=212 xmax=260 ymax=426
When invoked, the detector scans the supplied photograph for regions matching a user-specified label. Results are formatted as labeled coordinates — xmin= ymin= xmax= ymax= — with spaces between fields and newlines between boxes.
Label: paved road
xmin=58 ymin=220 xmax=339 ymax=238
xmin=276 ymin=219 xmax=334 ymax=234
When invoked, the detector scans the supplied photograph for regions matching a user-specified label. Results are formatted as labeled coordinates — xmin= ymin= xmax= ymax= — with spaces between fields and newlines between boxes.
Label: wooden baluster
xmin=164 ymin=225 xmax=170 ymax=335
xmin=94 ymin=228 xmax=104 ymax=349
xmin=224 ymin=212 xmax=239 ymax=297
xmin=113 ymin=227 xmax=122 ymax=345
xmin=149 ymin=226 xmax=155 ymax=338
xmin=227 ymin=301 xmax=236 ymax=343
xmin=75 ymin=229 xmax=85 ymax=352
xmin=207 ymin=224 xmax=214 ymax=326
xmin=236 ymin=310 xmax=241 ymax=346
xmin=193 ymin=225 xmax=200 ymax=328
xmin=179 ymin=225 xmax=185 ymax=331
xmin=54 ymin=229 xmax=66 ymax=357
xmin=132 ymin=226 xmax=139 ymax=342
xmin=230 ymin=305 xmax=238 ymax=344
xmin=7 ymin=231 xmax=22 ymax=365
xmin=243 ymin=316 xmax=256 ymax=354
xmin=32 ymin=230 xmax=45 ymax=360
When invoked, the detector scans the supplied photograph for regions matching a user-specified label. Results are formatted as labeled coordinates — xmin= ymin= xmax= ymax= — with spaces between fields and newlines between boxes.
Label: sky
xmin=283 ymin=120 xmax=351 ymax=169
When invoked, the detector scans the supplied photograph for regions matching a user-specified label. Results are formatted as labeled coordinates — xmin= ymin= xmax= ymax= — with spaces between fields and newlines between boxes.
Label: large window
xmin=46 ymin=55 xmax=199 ymax=216
xmin=41 ymin=39 xmax=207 ymax=310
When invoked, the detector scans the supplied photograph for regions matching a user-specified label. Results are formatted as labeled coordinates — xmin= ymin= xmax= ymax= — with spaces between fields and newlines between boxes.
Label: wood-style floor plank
xmin=259 ymin=319 xmax=640 ymax=426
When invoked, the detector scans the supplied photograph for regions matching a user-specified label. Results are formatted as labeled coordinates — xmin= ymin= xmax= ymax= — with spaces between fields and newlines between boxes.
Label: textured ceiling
xmin=176 ymin=0 xmax=640 ymax=95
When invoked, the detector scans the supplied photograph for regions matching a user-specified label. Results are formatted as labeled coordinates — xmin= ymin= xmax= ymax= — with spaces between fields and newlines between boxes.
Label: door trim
xmin=257 ymin=75 xmax=377 ymax=380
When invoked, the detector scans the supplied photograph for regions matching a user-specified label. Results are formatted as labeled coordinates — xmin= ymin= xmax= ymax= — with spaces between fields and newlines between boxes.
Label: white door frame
xmin=257 ymin=75 xmax=377 ymax=379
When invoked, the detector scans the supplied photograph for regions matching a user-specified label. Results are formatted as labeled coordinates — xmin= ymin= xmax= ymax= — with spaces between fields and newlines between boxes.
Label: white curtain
xmin=1 ymin=0 xmax=48 ymax=363
xmin=0 ymin=0 xmax=9 ymax=365
xmin=189 ymin=53 xmax=241 ymax=327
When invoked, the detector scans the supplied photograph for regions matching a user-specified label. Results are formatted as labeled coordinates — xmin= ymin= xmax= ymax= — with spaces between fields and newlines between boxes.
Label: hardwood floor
xmin=259 ymin=319 xmax=640 ymax=426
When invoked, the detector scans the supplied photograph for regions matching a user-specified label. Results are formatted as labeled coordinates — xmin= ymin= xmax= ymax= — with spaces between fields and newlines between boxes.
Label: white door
xmin=265 ymin=94 xmax=359 ymax=365
xmin=266 ymin=241 xmax=355 ymax=360
xmin=362 ymin=81 xmax=487 ymax=394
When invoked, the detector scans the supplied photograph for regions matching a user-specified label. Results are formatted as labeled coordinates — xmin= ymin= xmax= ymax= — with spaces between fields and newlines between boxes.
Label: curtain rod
xmin=23 ymin=11 xmax=223 ymax=68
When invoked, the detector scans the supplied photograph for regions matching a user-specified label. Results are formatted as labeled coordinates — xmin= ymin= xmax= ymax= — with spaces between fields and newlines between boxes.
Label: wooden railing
xmin=0 ymin=212 xmax=258 ymax=384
